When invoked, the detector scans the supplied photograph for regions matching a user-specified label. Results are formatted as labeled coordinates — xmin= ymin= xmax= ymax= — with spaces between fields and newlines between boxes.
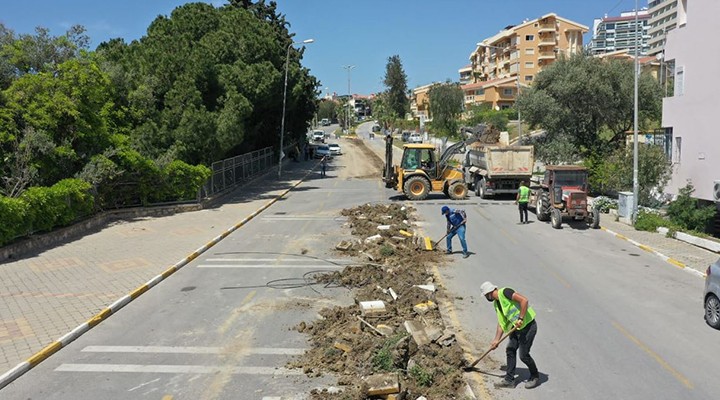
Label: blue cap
xmin=441 ymin=206 xmax=450 ymax=215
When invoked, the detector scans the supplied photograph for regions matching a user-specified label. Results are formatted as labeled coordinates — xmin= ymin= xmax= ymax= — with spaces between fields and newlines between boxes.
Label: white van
xmin=312 ymin=130 xmax=325 ymax=143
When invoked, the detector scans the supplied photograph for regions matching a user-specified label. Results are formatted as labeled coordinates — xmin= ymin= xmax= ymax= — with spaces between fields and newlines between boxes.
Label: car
xmin=371 ymin=125 xmax=381 ymax=133
xmin=320 ymin=118 xmax=330 ymax=126
xmin=401 ymin=131 xmax=412 ymax=142
xmin=312 ymin=130 xmax=325 ymax=143
xmin=407 ymin=132 xmax=423 ymax=143
xmin=704 ymin=257 xmax=720 ymax=329
xmin=328 ymin=143 xmax=342 ymax=155
xmin=315 ymin=145 xmax=331 ymax=159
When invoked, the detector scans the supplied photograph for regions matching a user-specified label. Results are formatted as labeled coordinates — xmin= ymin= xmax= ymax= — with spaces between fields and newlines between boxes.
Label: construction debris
xmin=335 ymin=240 xmax=353 ymax=251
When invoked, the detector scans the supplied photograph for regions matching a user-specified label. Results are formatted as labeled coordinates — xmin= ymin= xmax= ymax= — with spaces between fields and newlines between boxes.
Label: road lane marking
xmin=612 ymin=321 xmax=693 ymax=389
xmin=205 ymin=258 xmax=353 ymax=263
xmin=127 ymin=378 xmax=160 ymax=392
xmin=261 ymin=216 xmax=344 ymax=221
xmin=55 ymin=364 xmax=304 ymax=375
xmin=82 ymin=346 xmax=305 ymax=355
xmin=218 ymin=291 xmax=256 ymax=335
xmin=198 ymin=264 xmax=345 ymax=269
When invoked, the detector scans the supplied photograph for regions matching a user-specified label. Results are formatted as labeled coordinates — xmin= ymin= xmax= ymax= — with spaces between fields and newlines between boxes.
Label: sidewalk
xmin=0 ymin=158 xmax=317 ymax=375
xmin=600 ymin=216 xmax=718 ymax=277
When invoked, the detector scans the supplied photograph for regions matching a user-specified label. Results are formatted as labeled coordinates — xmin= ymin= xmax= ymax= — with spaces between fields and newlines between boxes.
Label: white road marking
xmin=197 ymin=264 xmax=345 ymax=269
xmin=127 ymin=378 xmax=160 ymax=392
xmin=261 ymin=216 xmax=344 ymax=220
xmin=206 ymin=258 xmax=354 ymax=264
xmin=56 ymin=364 xmax=304 ymax=375
xmin=82 ymin=346 xmax=305 ymax=355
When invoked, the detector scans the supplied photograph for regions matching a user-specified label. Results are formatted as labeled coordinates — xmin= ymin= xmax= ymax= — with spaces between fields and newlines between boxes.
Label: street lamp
xmin=476 ymin=43 xmax=522 ymax=140
xmin=632 ymin=0 xmax=640 ymax=223
xmin=343 ymin=65 xmax=355 ymax=134
xmin=279 ymin=38 xmax=314 ymax=179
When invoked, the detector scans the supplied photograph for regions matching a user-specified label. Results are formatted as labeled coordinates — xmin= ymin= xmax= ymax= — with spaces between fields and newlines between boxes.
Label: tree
xmin=383 ymin=55 xmax=408 ymax=119
xmin=464 ymin=104 xmax=511 ymax=131
xmin=428 ymin=82 xmax=464 ymax=137
xmin=317 ymin=99 xmax=336 ymax=121
xmin=516 ymin=53 xmax=663 ymax=159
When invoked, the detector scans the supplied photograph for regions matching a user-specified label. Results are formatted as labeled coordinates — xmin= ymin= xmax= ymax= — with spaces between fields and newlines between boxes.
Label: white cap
xmin=480 ymin=281 xmax=497 ymax=296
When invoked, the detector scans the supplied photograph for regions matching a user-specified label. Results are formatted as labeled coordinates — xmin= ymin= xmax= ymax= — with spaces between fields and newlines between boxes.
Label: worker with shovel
xmin=441 ymin=206 xmax=469 ymax=258
xmin=480 ymin=281 xmax=540 ymax=389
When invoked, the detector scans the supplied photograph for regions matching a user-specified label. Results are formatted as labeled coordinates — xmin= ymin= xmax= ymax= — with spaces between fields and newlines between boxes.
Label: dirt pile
xmin=290 ymin=204 xmax=469 ymax=399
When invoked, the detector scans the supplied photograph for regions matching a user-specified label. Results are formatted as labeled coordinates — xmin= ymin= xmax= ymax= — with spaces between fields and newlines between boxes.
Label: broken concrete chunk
xmin=359 ymin=300 xmax=386 ymax=315
xmin=413 ymin=300 xmax=437 ymax=315
xmin=404 ymin=320 xmax=430 ymax=346
xmin=398 ymin=229 xmax=413 ymax=237
xmin=390 ymin=236 xmax=407 ymax=242
xmin=377 ymin=225 xmax=392 ymax=230
xmin=414 ymin=284 xmax=436 ymax=292
xmin=335 ymin=240 xmax=352 ymax=251
xmin=383 ymin=215 xmax=393 ymax=219
xmin=425 ymin=325 xmax=443 ymax=342
xmin=333 ymin=341 xmax=351 ymax=353
xmin=438 ymin=330 xmax=457 ymax=346
xmin=388 ymin=287 xmax=398 ymax=301
xmin=364 ymin=373 xmax=400 ymax=396
xmin=365 ymin=234 xmax=383 ymax=243
xmin=376 ymin=324 xmax=394 ymax=336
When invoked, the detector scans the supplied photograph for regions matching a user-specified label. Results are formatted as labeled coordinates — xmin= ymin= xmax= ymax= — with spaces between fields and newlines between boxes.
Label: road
xmin=3 ymin=123 xmax=718 ymax=399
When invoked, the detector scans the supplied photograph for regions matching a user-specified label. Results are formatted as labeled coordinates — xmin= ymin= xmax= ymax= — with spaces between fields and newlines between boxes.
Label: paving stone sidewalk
xmin=0 ymin=160 xmax=316 ymax=374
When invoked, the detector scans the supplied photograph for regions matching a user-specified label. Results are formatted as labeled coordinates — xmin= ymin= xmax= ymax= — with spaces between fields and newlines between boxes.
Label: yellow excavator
xmin=382 ymin=134 xmax=468 ymax=200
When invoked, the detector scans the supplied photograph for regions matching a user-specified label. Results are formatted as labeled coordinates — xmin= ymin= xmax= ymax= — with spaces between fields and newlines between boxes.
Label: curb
xmin=0 ymin=169 xmax=313 ymax=391
xmin=600 ymin=227 xmax=705 ymax=278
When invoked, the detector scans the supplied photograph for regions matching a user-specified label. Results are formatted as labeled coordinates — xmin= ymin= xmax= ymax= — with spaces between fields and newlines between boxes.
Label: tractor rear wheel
xmin=448 ymin=182 xmax=468 ymax=200
xmin=404 ymin=176 xmax=430 ymax=200
xmin=551 ymin=208 xmax=562 ymax=229
xmin=536 ymin=191 xmax=550 ymax=221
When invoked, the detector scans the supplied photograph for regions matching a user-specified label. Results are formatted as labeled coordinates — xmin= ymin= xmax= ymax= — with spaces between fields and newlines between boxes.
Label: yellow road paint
xmin=638 ymin=244 xmax=653 ymax=252
xmin=616 ymin=234 xmax=628 ymax=241
xmin=162 ymin=396 xmax=173 ymax=400
xmin=87 ymin=308 xmax=112 ymax=327
xmin=612 ymin=321 xmax=693 ymax=389
xmin=129 ymin=285 xmax=149 ymax=299
xmin=217 ymin=291 xmax=257 ymax=335
xmin=28 ymin=342 xmax=62 ymax=366
xmin=668 ymin=258 xmax=686 ymax=268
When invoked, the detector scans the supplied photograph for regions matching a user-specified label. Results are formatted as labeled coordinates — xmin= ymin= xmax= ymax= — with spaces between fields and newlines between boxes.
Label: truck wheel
xmin=551 ymin=208 xmax=562 ymax=229
xmin=474 ymin=176 xmax=481 ymax=197
xmin=448 ymin=182 xmax=467 ymax=200
xmin=404 ymin=176 xmax=430 ymax=200
xmin=478 ymin=179 xmax=488 ymax=199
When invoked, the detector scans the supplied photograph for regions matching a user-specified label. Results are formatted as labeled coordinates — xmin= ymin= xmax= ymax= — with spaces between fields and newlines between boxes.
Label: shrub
xmin=20 ymin=179 xmax=95 ymax=233
xmin=667 ymin=183 xmax=717 ymax=233
xmin=0 ymin=196 xmax=30 ymax=246
xmin=163 ymin=160 xmax=212 ymax=201
xmin=592 ymin=196 xmax=618 ymax=213
xmin=634 ymin=210 xmax=670 ymax=232
xmin=409 ymin=365 xmax=434 ymax=387
xmin=379 ymin=245 xmax=395 ymax=257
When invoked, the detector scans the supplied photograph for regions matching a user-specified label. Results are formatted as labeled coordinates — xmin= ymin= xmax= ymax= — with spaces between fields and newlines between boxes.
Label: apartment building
xmin=458 ymin=65 xmax=472 ymax=85
xmin=648 ymin=0 xmax=679 ymax=56
xmin=662 ymin=0 xmax=719 ymax=205
xmin=589 ymin=9 xmax=650 ymax=56
xmin=410 ymin=83 xmax=435 ymax=121
xmin=464 ymin=13 xmax=587 ymax=109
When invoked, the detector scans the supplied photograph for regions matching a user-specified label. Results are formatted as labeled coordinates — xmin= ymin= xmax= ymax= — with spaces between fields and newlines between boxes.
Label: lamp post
xmin=477 ymin=43 xmax=521 ymax=140
xmin=632 ymin=0 xmax=639 ymax=223
xmin=343 ymin=65 xmax=355 ymax=134
xmin=279 ymin=38 xmax=314 ymax=179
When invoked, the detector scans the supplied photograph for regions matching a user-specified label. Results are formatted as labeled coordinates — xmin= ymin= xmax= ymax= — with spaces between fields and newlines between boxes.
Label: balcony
xmin=539 ymin=38 xmax=556 ymax=47
xmin=538 ymin=51 xmax=556 ymax=60
xmin=538 ymin=24 xmax=555 ymax=33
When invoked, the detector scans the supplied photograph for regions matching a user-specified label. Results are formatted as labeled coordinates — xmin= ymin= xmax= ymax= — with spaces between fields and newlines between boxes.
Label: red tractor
xmin=530 ymin=166 xmax=600 ymax=229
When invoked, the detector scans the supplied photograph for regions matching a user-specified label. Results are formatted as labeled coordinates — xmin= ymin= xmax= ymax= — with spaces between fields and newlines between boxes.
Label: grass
xmin=409 ymin=365 xmax=434 ymax=387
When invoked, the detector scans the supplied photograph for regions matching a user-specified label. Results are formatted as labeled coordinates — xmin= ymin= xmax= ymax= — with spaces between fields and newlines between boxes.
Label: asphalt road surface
xmin=3 ymin=124 xmax=718 ymax=399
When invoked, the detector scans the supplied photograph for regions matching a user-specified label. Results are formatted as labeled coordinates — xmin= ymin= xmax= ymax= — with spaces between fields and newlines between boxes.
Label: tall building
xmin=464 ymin=13 xmax=587 ymax=110
xmin=589 ymin=9 xmax=650 ymax=56
xmin=661 ymin=0 xmax=719 ymax=205
xmin=648 ymin=0 xmax=680 ymax=56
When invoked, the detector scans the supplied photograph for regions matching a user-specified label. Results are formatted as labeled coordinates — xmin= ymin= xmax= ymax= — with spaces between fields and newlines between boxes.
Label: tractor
xmin=382 ymin=135 xmax=468 ymax=200
xmin=530 ymin=166 xmax=600 ymax=229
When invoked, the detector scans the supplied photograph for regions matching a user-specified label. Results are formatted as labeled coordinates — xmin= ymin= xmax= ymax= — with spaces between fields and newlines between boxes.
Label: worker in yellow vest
xmin=480 ymin=281 xmax=540 ymax=389
xmin=515 ymin=181 xmax=530 ymax=224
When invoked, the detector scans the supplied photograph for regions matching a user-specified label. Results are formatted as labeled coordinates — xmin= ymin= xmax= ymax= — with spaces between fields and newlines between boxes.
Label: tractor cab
xmin=544 ymin=167 xmax=588 ymax=206
xmin=533 ymin=165 xmax=599 ymax=229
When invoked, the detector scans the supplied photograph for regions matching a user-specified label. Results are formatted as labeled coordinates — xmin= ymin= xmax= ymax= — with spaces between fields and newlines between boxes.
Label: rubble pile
xmin=290 ymin=204 xmax=469 ymax=399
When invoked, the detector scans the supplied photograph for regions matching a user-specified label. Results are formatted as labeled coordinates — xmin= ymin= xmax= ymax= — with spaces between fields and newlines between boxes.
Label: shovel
xmin=429 ymin=222 xmax=465 ymax=251
xmin=462 ymin=324 xmax=518 ymax=371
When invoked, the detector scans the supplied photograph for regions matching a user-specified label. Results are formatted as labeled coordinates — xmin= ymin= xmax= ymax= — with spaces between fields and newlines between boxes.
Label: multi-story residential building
xmin=464 ymin=13 xmax=587 ymax=110
xmin=661 ymin=0 xmax=719 ymax=208
xmin=458 ymin=65 xmax=472 ymax=85
xmin=589 ymin=9 xmax=650 ymax=56
xmin=648 ymin=0 xmax=679 ymax=56
xmin=410 ymin=83 xmax=435 ymax=121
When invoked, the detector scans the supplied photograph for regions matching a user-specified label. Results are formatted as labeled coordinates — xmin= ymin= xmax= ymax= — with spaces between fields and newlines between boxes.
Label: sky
xmin=1 ymin=0 xmax=646 ymax=96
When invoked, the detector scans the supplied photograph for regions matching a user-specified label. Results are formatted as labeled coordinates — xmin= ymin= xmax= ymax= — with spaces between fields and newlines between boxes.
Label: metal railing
xmin=200 ymin=147 xmax=274 ymax=198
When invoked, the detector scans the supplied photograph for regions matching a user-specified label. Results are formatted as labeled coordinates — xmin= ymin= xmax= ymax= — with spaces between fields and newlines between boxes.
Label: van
xmin=312 ymin=130 xmax=325 ymax=142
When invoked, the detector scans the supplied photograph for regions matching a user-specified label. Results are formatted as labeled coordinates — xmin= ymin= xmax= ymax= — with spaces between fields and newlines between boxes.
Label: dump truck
xmin=462 ymin=126 xmax=534 ymax=199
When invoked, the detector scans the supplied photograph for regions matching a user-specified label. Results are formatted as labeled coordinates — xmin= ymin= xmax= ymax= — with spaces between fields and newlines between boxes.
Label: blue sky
xmin=1 ymin=0 xmax=644 ymax=95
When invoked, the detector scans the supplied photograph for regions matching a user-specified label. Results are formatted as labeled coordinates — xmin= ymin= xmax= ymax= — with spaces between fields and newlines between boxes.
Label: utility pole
xmin=516 ymin=77 xmax=522 ymax=141
xmin=632 ymin=0 xmax=640 ymax=223
xmin=343 ymin=65 xmax=355 ymax=134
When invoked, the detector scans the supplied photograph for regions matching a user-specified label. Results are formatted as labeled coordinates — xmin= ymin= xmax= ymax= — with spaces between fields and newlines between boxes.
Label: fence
xmin=200 ymin=147 xmax=275 ymax=198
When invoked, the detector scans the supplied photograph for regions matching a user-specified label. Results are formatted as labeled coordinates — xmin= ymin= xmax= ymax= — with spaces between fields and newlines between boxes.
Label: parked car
xmin=320 ymin=118 xmax=330 ymax=126
xmin=704 ymin=258 xmax=720 ymax=329
xmin=315 ymin=145 xmax=331 ymax=159
xmin=328 ymin=143 xmax=342 ymax=156
xmin=371 ymin=125 xmax=381 ymax=133
xmin=407 ymin=132 xmax=423 ymax=143
xmin=401 ymin=131 xmax=412 ymax=142
xmin=312 ymin=130 xmax=325 ymax=143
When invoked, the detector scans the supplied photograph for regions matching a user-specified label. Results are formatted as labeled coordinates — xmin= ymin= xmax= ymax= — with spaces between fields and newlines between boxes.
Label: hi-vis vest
xmin=518 ymin=186 xmax=530 ymax=203
xmin=494 ymin=287 xmax=536 ymax=333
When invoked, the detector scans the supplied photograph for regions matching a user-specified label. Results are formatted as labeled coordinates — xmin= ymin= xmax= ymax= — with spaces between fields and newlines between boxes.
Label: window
xmin=525 ymin=62 xmax=534 ymax=68
xmin=606 ymin=23 xmax=615 ymax=30
xmin=525 ymin=48 xmax=535 ymax=55
xmin=503 ymin=88 xmax=514 ymax=96
xmin=525 ymin=34 xmax=534 ymax=41
xmin=525 ymin=75 xmax=533 ymax=81
xmin=674 ymin=136 xmax=682 ymax=163
xmin=475 ymin=88 xmax=484 ymax=95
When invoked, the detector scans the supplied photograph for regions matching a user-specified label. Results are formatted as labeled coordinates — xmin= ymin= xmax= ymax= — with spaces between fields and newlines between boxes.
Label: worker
xmin=441 ymin=206 xmax=469 ymax=258
xmin=480 ymin=281 xmax=540 ymax=389
xmin=320 ymin=156 xmax=328 ymax=178
xmin=515 ymin=181 xmax=530 ymax=224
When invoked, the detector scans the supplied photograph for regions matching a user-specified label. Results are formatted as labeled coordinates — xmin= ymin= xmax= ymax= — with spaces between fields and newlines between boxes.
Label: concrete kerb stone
xmin=0 ymin=166 xmax=315 ymax=391
xmin=600 ymin=227 xmax=706 ymax=279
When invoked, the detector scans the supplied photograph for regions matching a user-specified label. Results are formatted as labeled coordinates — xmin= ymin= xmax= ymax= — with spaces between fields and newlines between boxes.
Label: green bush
xmin=634 ymin=210 xmax=670 ymax=232
xmin=20 ymin=178 xmax=95 ymax=233
xmin=667 ymin=183 xmax=717 ymax=233
xmin=163 ymin=160 xmax=212 ymax=201
xmin=0 ymin=196 xmax=30 ymax=246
